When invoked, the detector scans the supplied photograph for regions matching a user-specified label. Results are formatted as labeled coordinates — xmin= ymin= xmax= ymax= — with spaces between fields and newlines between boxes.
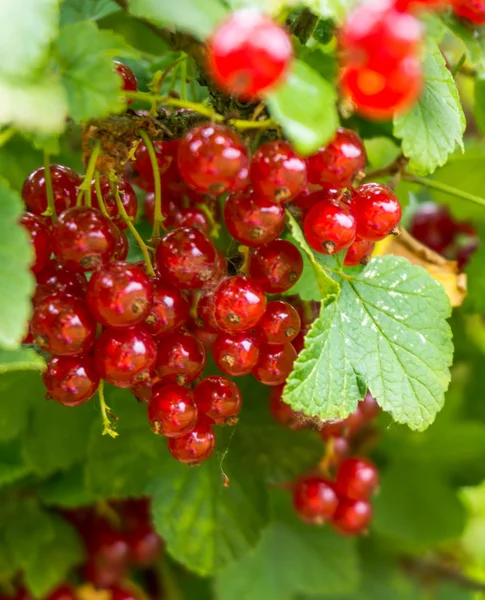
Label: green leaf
xmin=57 ymin=22 xmax=137 ymax=122
xmin=0 ymin=440 xmax=31 ymax=487
xmin=296 ymin=42 xmax=337 ymax=83
xmin=474 ymin=74 xmax=485 ymax=136
xmin=60 ymin=0 xmax=121 ymax=25
xmin=0 ymin=0 xmax=59 ymax=78
xmin=127 ymin=0 xmax=227 ymax=39
xmin=284 ymin=256 xmax=453 ymax=431
xmin=0 ymin=348 xmax=45 ymax=374
xmin=267 ymin=59 xmax=338 ymax=156
xmin=0 ymin=372 xmax=41 ymax=442
xmin=463 ymin=233 xmax=485 ymax=314
xmin=302 ymin=0 xmax=358 ymax=24
xmin=214 ymin=493 xmax=359 ymax=600
xmin=40 ymin=465 xmax=98 ymax=508
xmin=442 ymin=13 xmax=485 ymax=66
xmin=393 ymin=43 xmax=465 ymax=176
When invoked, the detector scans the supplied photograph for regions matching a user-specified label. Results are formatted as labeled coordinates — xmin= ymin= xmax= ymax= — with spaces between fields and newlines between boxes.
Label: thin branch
xmin=403 ymin=173 xmax=485 ymax=209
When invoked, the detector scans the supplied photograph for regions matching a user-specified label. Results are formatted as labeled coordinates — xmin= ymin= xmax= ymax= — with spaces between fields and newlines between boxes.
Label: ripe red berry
xmin=409 ymin=202 xmax=457 ymax=253
xmin=43 ymin=355 xmax=99 ymax=406
xmin=134 ymin=140 xmax=172 ymax=183
xmin=86 ymin=261 xmax=153 ymax=328
xmin=336 ymin=457 xmax=379 ymax=500
xmin=110 ymin=586 xmax=137 ymax=600
xmin=144 ymin=282 xmax=189 ymax=336
xmin=94 ymin=326 xmax=157 ymax=388
xmin=167 ymin=419 xmax=216 ymax=464
xmin=344 ymin=237 xmax=374 ymax=266
xmin=224 ymin=188 xmax=285 ymax=247
xmin=350 ymin=183 xmax=401 ymax=242
xmin=155 ymin=227 xmax=217 ymax=289
xmin=451 ymin=0 xmax=485 ymax=24
xmin=147 ymin=382 xmax=198 ymax=437
xmin=269 ymin=385 xmax=304 ymax=429
xmin=22 ymin=164 xmax=81 ymax=216
xmin=332 ymin=498 xmax=372 ymax=535
xmin=131 ymin=372 xmax=161 ymax=404
xmin=293 ymin=188 xmax=343 ymax=215
xmin=207 ymin=10 xmax=293 ymax=100
xmin=457 ymin=237 xmax=479 ymax=269
xmin=306 ymin=128 xmax=366 ymax=189
xmin=45 ymin=585 xmax=76 ymax=600
xmin=360 ymin=391 xmax=380 ymax=421
xmin=257 ymin=301 xmax=301 ymax=345
xmin=34 ymin=259 xmax=87 ymax=304
xmin=213 ymin=275 xmax=267 ymax=333
xmin=212 ymin=331 xmax=260 ymax=376
xmin=31 ymin=294 xmax=96 ymax=355
xmin=85 ymin=526 xmax=131 ymax=588
xmin=252 ymin=342 xmax=296 ymax=386
xmin=20 ymin=212 xmax=52 ymax=274
xmin=168 ymin=206 xmax=211 ymax=235
xmin=293 ymin=476 xmax=339 ymax=524
xmin=395 ymin=0 xmax=445 ymax=10
xmin=249 ymin=239 xmax=303 ymax=293
xmin=52 ymin=206 xmax=118 ymax=271
xmin=195 ymin=293 xmax=220 ymax=333
xmin=250 ymin=140 xmax=307 ymax=203
xmin=127 ymin=523 xmax=162 ymax=566
xmin=113 ymin=229 xmax=129 ymax=261
xmin=304 ymin=200 xmax=356 ymax=254
xmin=194 ymin=375 xmax=242 ymax=425
xmin=114 ymin=60 xmax=138 ymax=99
xmin=155 ymin=330 xmax=206 ymax=384
xmin=320 ymin=407 xmax=366 ymax=441
xmin=91 ymin=176 xmax=138 ymax=230
xmin=178 ymin=124 xmax=249 ymax=195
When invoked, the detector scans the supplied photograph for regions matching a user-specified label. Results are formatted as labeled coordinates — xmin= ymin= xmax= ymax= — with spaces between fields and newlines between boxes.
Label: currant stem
xmin=94 ymin=171 xmax=111 ymax=219
xmin=79 ymin=139 xmax=102 ymax=208
xmin=154 ymin=55 xmax=186 ymax=96
xmin=199 ymin=204 xmax=221 ymax=238
xmin=98 ymin=380 xmax=119 ymax=438
xmin=0 ymin=127 xmax=15 ymax=149
xmin=42 ymin=152 xmax=57 ymax=222
xmin=403 ymin=173 xmax=485 ymax=209
xmin=138 ymin=129 xmax=164 ymax=239
xmin=180 ymin=57 xmax=188 ymax=101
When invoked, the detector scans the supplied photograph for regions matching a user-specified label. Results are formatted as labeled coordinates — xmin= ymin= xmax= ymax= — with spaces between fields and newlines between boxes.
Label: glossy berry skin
xmin=91 ymin=176 xmax=138 ymax=230
xmin=351 ymin=183 xmax=402 ymax=242
xmin=336 ymin=458 xmax=379 ymax=500
xmin=451 ymin=0 xmax=485 ymax=24
xmin=45 ymin=585 xmax=76 ymax=600
xmin=169 ymin=206 xmax=211 ymax=235
xmin=134 ymin=140 xmax=172 ymax=182
xmin=155 ymin=330 xmax=206 ymax=385
xmin=224 ymin=188 xmax=285 ymax=247
xmin=145 ymin=282 xmax=189 ymax=336
xmin=35 ymin=259 xmax=87 ymax=304
xmin=20 ymin=212 xmax=52 ymax=274
xmin=147 ymin=383 xmax=198 ymax=437
xmin=269 ymin=385 xmax=304 ymax=429
xmin=342 ymin=57 xmax=422 ymax=121
xmin=155 ymin=227 xmax=217 ymax=289
xmin=249 ymin=239 xmax=303 ymax=293
xmin=31 ymin=294 xmax=96 ymax=355
xmin=52 ymin=206 xmax=118 ymax=272
xmin=194 ymin=375 xmax=242 ymax=424
xmin=178 ymin=124 xmax=249 ymax=195
xmin=212 ymin=331 xmax=260 ymax=376
xmin=332 ymin=498 xmax=372 ymax=535
xmin=131 ymin=373 xmax=161 ymax=404
xmin=94 ymin=326 xmax=157 ymax=388
xmin=213 ymin=275 xmax=267 ymax=333
xmin=196 ymin=293 xmax=220 ymax=333
xmin=114 ymin=60 xmax=138 ymax=97
xmin=42 ymin=355 xmax=99 ymax=407
xmin=22 ymin=164 xmax=81 ymax=216
xmin=113 ymin=229 xmax=129 ymax=261
xmin=306 ymin=128 xmax=366 ymax=189
xmin=207 ymin=10 xmax=293 ymax=100
xmin=409 ymin=202 xmax=457 ymax=253
xmin=344 ymin=237 xmax=374 ymax=266
xmin=258 ymin=301 xmax=301 ymax=345
xmin=293 ymin=476 xmax=339 ymax=525
xmin=86 ymin=261 xmax=153 ymax=328
xmin=167 ymin=419 xmax=216 ymax=464
xmin=252 ymin=343 xmax=297 ymax=386
xmin=250 ymin=141 xmax=307 ymax=203
xmin=293 ymin=188 xmax=343 ymax=215
xmin=304 ymin=200 xmax=356 ymax=254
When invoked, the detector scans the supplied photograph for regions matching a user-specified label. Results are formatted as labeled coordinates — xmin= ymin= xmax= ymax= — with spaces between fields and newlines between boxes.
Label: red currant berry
xmin=224 ymin=188 xmax=285 ymax=247
xmin=127 ymin=523 xmax=162 ymax=566
xmin=86 ymin=261 xmax=153 ymax=328
xmin=457 ymin=237 xmax=479 ymax=269
xmin=155 ymin=330 xmax=206 ymax=385
xmin=336 ymin=457 xmax=379 ymax=501
xmin=252 ymin=342 xmax=296 ymax=386
xmin=91 ymin=177 xmax=138 ymax=230
xmin=320 ymin=407 xmax=366 ymax=440
xmin=351 ymin=183 xmax=401 ymax=241
xmin=113 ymin=229 xmax=129 ymax=261
xmin=451 ymin=0 xmax=485 ymax=24
xmin=155 ymin=227 xmax=217 ymax=289
xmin=34 ymin=260 xmax=87 ymax=304
xmin=85 ymin=526 xmax=130 ymax=588
xmin=249 ymin=239 xmax=303 ymax=293
xmin=360 ymin=391 xmax=380 ymax=421
xmin=395 ymin=0 xmax=445 ymax=10
xmin=114 ymin=60 xmax=138 ymax=99
xmin=213 ymin=275 xmax=267 ymax=333
xmin=168 ymin=206 xmax=211 ymax=235
xmin=328 ymin=436 xmax=352 ymax=468
xmin=22 ymin=164 xmax=81 ymax=216
xmin=145 ymin=282 xmax=189 ymax=336
xmin=143 ymin=190 xmax=182 ymax=223
xmin=207 ymin=10 xmax=293 ymax=100
xmin=293 ymin=188 xmax=343 ymax=215
xmin=131 ymin=372 xmax=161 ymax=404
xmin=134 ymin=140 xmax=172 ymax=183
xmin=204 ymin=250 xmax=228 ymax=289
xmin=167 ymin=418 xmax=216 ymax=464
xmin=94 ymin=326 xmax=157 ymax=388
xmin=45 ymin=585 xmax=76 ymax=600
xmin=20 ymin=212 xmax=52 ymax=274
xmin=195 ymin=293 xmax=220 ymax=333
xmin=194 ymin=375 xmax=242 ymax=425
xmin=332 ymin=498 xmax=372 ymax=535
xmin=212 ymin=331 xmax=260 ymax=376
xmin=31 ymin=294 xmax=96 ymax=355
xmin=42 ymin=355 xmax=99 ymax=406
xmin=293 ymin=476 xmax=339 ymax=524
xmin=250 ymin=140 xmax=307 ymax=203
xmin=147 ymin=382 xmax=198 ymax=436
xmin=306 ymin=128 xmax=366 ymax=189
xmin=409 ymin=202 xmax=457 ymax=253
xmin=110 ymin=586 xmax=137 ymax=600
xmin=178 ymin=124 xmax=249 ymax=195
xmin=344 ymin=237 xmax=374 ymax=266
xmin=52 ymin=206 xmax=118 ymax=271
xmin=257 ymin=301 xmax=301 ymax=345
xmin=304 ymin=199 xmax=356 ymax=254
xmin=269 ymin=385 xmax=304 ymax=429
